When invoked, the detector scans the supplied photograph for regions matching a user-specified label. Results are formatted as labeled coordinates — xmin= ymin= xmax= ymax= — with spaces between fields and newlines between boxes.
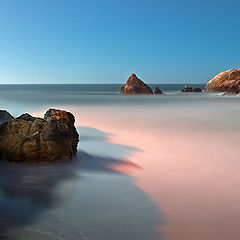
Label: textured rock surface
xmin=0 ymin=109 xmax=79 ymax=162
xmin=0 ymin=110 xmax=14 ymax=124
xmin=154 ymin=85 xmax=164 ymax=94
xmin=120 ymin=73 xmax=153 ymax=94
xmin=205 ymin=68 xmax=240 ymax=94
xmin=181 ymin=85 xmax=202 ymax=93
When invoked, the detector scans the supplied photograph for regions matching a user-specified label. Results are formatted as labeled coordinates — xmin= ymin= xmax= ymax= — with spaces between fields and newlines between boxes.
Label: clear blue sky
xmin=0 ymin=0 xmax=239 ymax=84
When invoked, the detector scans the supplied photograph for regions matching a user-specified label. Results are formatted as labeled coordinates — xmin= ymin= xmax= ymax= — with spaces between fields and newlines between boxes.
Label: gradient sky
xmin=0 ymin=0 xmax=239 ymax=84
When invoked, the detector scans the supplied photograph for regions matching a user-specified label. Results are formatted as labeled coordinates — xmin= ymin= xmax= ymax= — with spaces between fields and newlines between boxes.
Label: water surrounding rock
xmin=181 ymin=85 xmax=202 ymax=93
xmin=205 ymin=68 xmax=240 ymax=94
xmin=120 ymin=73 xmax=153 ymax=94
xmin=0 ymin=109 xmax=79 ymax=162
xmin=0 ymin=110 xmax=14 ymax=124
xmin=154 ymin=85 xmax=164 ymax=94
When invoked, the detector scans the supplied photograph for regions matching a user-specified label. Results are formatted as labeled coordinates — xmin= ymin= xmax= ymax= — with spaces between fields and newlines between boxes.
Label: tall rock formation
xmin=120 ymin=74 xmax=153 ymax=94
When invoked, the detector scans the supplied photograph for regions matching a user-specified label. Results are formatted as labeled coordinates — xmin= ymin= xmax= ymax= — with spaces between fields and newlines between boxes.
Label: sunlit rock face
xmin=181 ymin=85 xmax=202 ymax=93
xmin=0 ymin=109 xmax=79 ymax=162
xmin=205 ymin=68 xmax=240 ymax=94
xmin=120 ymin=73 xmax=153 ymax=94
xmin=0 ymin=110 xmax=14 ymax=124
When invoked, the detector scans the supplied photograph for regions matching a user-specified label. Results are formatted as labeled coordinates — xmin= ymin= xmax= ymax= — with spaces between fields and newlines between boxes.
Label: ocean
xmin=0 ymin=84 xmax=240 ymax=240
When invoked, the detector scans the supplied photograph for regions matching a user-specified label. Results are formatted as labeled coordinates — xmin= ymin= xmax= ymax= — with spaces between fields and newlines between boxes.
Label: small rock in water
xmin=181 ymin=85 xmax=202 ymax=93
xmin=154 ymin=85 xmax=164 ymax=94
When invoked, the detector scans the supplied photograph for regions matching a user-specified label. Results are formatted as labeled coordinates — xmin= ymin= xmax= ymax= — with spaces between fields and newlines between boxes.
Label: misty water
xmin=1 ymin=84 xmax=240 ymax=240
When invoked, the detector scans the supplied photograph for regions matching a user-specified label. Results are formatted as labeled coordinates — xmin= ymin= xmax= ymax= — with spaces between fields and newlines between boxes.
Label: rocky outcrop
xmin=154 ymin=85 xmax=164 ymax=94
xmin=0 ymin=110 xmax=14 ymax=124
xmin=120 ymin=73 xmax=153 ymax=94
xmin=181 ymin=85 xmax=202 ymax=93
xmin=224 ymin=86 xmax=240 ymax=95
xmin=205 ymin=68 xmax=240 ymax=94
xmin=0 ymin=109 xmax=79 ymax=162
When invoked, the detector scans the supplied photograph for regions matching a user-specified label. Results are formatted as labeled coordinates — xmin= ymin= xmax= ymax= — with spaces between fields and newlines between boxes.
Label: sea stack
xmin=0 ymin=109 xmax=79 ymax=162
xmin=205 ymin=68 xmax=240 ymax=94
xmin=154 ymin=85 xmax=164 ymax=94
xmin=181 ymin=85 xmax=202 ymax=93
xmin=120 ymin=73 xmax=153 ymax=94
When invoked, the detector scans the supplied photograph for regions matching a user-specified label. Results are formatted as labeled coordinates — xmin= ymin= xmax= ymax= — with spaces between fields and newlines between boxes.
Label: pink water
xmin=31 ymin=97 xmax=240 ymax=240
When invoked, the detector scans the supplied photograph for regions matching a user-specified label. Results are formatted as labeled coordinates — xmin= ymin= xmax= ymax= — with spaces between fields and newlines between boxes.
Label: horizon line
xmin=0 ymin=82 xmax=207 ymax=85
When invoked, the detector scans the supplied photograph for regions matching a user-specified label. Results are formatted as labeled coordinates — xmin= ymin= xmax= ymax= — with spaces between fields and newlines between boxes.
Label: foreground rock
xmin=0 ymin=110 xmax=14 ymax=124
xmin=0 ymin=109 xmax=79 ymax=162
xmin=154 ymin=85 xmax=164 ymax=94
xmin=205 ymin=68 xmax=240 ymax=94
xmin=181 ymin=85 xmax=202 ymax=93
xmin=120 ymin=73 xmax=153 ymax=94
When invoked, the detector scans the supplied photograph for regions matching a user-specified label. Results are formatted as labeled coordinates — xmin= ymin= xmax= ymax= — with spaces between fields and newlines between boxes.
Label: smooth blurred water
xmin=0 ymin=84 xmax=205 ymax=116
xmin=0 ymin=84 xmax=239 ymax=240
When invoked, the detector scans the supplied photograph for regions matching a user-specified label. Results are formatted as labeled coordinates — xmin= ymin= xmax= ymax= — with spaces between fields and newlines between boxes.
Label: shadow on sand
xmin=0 ymin=126 xmax=163 ymax=240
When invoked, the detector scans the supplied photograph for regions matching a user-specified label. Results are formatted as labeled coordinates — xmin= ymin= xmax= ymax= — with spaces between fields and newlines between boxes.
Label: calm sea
xmin=1 ymin=84 xmax=240 ymax=240
xmin=0 ymin=84 xmax=205 ymax=116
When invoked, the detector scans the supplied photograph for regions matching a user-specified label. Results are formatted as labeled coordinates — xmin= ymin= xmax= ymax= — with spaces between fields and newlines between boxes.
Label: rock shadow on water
xmin=0 ymin=161 xmax=79 ymax=239
xmin=0 ymin=126 xmax=163 ymax=240
xmin=76 ymin=126 xmax=143 ymax=173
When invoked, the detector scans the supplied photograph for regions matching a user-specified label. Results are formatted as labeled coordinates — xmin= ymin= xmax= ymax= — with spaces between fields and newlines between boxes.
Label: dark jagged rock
xmin=193 ymin=88 xmax=203 ymax=92
xmin=120 ymin=73 xmax=153 ymax=94
xmin=222 ymin=85 xmax=240 ymax=95
xmin=205 ymin=68 xmax=240 ymax=94
xmin=181 ymin=85 xmax=202 ymax=93
xmin=0 ymin=110 xmax=14 ymax=124
xmin=154 ymin=85 xmax=164 ymax=94
xmin=181 ymin=85 xmax=192 ymax=92
xmin=0 ymin=109 xmax=79 ymax=162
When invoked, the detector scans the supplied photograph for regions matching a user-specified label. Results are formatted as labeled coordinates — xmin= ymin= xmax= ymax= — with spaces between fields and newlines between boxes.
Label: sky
xmin=0 ymin=0 xmax=239 ymax=84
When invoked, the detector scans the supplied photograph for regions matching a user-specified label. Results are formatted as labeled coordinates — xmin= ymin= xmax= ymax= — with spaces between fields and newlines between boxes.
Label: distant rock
xmin=120 ymin=73 xmax=153 ymax=94
xmin=181 ymin=85 xmax=202 ymax=93
xmin=0 ymin=109 xmax=79 ymax=162
xmin=0 ymin=110 xmax=13 ymax=124
xmin=154 ymin=85 xmax=164 ymax=94
xmin=205 ymin=68 xmax=240 ymax=94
